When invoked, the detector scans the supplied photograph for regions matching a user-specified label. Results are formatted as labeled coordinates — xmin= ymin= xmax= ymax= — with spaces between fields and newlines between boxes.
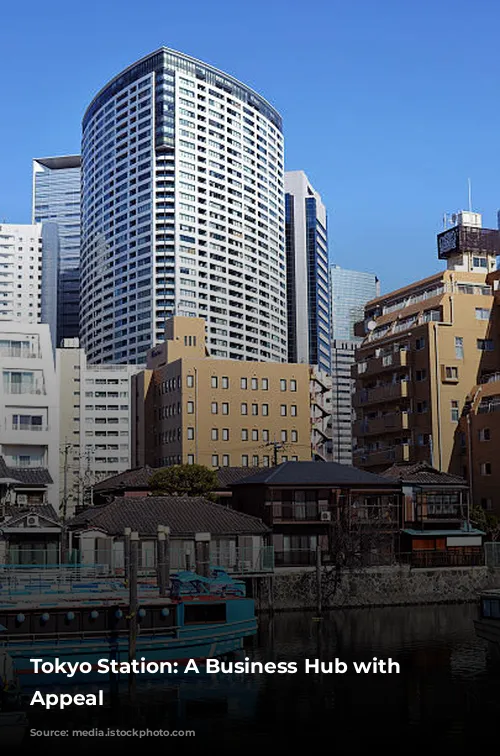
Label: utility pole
xmin=60 ymin=442 xmax=72 ymax=521
xmin=267 ymin=440 xmax=285 ymax=466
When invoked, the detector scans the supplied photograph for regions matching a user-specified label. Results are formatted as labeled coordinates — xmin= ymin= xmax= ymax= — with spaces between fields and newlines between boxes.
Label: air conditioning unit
xmin=320 ymin=511 xmax=332 ymax=522
xmin=26 ymin=515 xmax=39 ymax=527
xmin=17 ymin=494 xmax=27 ymax=505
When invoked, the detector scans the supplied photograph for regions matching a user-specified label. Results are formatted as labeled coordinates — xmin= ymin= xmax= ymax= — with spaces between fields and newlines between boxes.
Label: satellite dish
xmin=366 ymin=320 xmax=377 ymax=332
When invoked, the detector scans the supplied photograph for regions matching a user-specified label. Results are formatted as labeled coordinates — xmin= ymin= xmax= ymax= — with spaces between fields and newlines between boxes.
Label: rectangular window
xmin=211 ymin=402 xmax=218 ymax=414
xmin=262 ymin=403 xmax=269 ymax=416
xmin=291 ymin=430 xmax=298 ymax=442
xmin=477 ymin=339 xmax=494 ymax=351
xmin=242 ymin=454 xmax=249 ymax=467
xmin=211 ymin=376 xmax=218 ymax=388
xmin=241 ymin=377 xmax=247 ymax=389
xmin=455 ymin=337 xmax=464 ymax=359
xmin=481 ymin=462 xmax=492 ymax=475
xmin=444 ymin=366 xmax=459 ymax=381
xmin=281 ymin=430 xmax=287 ymax=442
xmin=222 ymin=402 xmax=229 ymax=415
xmin=212 ymin=454 xmax=219 ymax=467
xmin=252 ymin=429 xmax=258 ymax=441
xmin=241 ymin=428 xmax=248 ymax=440
xmin=262 ymin=429 xmax=269 ymax=441
xmin=262 ymin=378 xmax=269 ymax=390
xmin=415 ymin=337 xmax=425 ymax=351
xmin=281 ymin=455 xmax=288 ymax=462
xmin=187 ymin=375 xmax=194 ymax=387
xmin=211 ymin=428 xmax=219 ymax=440
xmin=241 ymin=402 xmax=248 ymax=415
xmin=280 ymin=405 xmax=287 ymax=416
xmin=187 ymin=426 xmax=195 ymax=440
xmin=416 ymin=369 xmax=427 ymax=382
xmin=479 ymin=428 xmax=491 ymax=441
xmin=222 ymin=454 xmax=230 ymax=467
xmin=451 ymin=401 xmax=459 ymax=422
xmin=222 ymin=428 xmax=229 ymax=441
xmin=280 ymin=379 xmax=287 ymax=391
xmin=291 ymin=405 xmax=297 ymax=417
xmin=290 ymin=379 xmax=297 ymax=392
xmin=187 ymin=401 xmax=194 ymax=414
xmin=252 ymin=403 xmax=258 ymax=416
xmin=251 ymin=377 xmax=258 ymax=390
xmin=187 ymin=454 xmax=194 ymax=464
xmin=417 ymin=401 xmax=428 ymax=414
xmin=252 ymin=455 xmax=259 ymax=466
xmin=476 ymin=308 xmax=490 ymax=320
xmin=263 ymin=455 xmax=270 ymax=467
xmin=222 ymin=376 xmax=229 ymax=389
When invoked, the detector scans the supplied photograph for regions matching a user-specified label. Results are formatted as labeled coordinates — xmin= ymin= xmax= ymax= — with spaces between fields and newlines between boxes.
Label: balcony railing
xmin=11 ymin=423 xmax=49 ymax=432
xmin=354 ymin=411 xmax=409 ymax=437
xmin=415 ymin=505 xmax=464 ymax=521
xmin=399 ymin=550 xmax=484 ymax=568
xmin=0 ymin=348 xmax=39 ymax=359
xmin=4 ymin=385 xmax=46 ymax=395
xmin=356 ymin=350 xmax=411 ymax=378
xmin=275 ymin=550 xmax=317 ymax=567
xmin=353 ymin=381 xmax=410 ymax=407
xmin=354 ymin=443 xmax=411 ymax=466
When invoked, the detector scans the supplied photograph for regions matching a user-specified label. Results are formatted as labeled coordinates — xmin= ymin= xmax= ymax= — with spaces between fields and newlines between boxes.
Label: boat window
xmin=184 ymin=603 xmax=227 ymax=624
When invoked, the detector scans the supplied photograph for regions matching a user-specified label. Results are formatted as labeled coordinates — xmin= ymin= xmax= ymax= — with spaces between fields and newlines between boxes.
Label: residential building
xmin=0 ymin=223 xmax=43 ymax=324
xmin=0 ymin=322 xmax=59 ymax=510
xmin=382 ymin=462 xmax=484 ymax=567
xmin=80 ymin=47 xmax=287 ymax=365
xmin=285 ymin=171 xmax=330 ymax=372
xmin=131 ymin=316 xmax=312 ymax=470
xmin=330 ymin=265 xmax=380 ymax=465
xmin=32 ymin=156 xmax=81 ymax=345
xmin=57 ymin=339 xmax=140 ymax=517
xmin=353 ymin=211 xmax=500 ymax=478
xmin=228 ymin=461 xmax=401 ymax=567
xmin=66 ymin=495 xmax=271 ymax=574
xmin=310 ymin=367 xmax=332 ymax=461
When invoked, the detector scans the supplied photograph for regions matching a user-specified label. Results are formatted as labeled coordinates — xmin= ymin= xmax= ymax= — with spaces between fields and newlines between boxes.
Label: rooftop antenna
xmin=468 ymin=178 xmax=472 ymax=212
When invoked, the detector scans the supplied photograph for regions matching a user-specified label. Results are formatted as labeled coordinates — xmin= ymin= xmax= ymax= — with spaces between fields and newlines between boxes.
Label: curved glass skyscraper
xmin=81 ymin=48 xmax=287 ymax=364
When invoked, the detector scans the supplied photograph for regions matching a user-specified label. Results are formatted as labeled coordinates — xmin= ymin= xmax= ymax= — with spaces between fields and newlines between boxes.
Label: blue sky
xmin=1 ymin=0 xmax=499 ymax=293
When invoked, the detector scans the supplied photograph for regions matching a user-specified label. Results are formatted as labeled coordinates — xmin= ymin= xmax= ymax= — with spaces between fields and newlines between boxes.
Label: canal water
xmin=24 ymin=604 xmax=499 ymax=753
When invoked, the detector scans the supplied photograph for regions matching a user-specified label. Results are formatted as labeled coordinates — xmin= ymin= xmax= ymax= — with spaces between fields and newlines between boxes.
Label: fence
xmin=484 ymin=542 xmax=500 ymax=568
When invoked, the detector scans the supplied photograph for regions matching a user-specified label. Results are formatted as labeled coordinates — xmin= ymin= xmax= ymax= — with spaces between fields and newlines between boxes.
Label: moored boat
xmin=474 ymin=589 xmax=500 ymax=659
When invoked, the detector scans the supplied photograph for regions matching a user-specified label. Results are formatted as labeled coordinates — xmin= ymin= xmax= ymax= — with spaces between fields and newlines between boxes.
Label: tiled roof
xmin=2 ymin=505 xmax=60 ymax=524
xmin=66 ymin=496 xmax=269 ymax=537
xmin=230 ymin=461 xmax=400 ymax=488
xmin=0 ymin=456 xmax=53 ymax=485
xmin=382 ymin=462 xmax=467 ymax=487
xmin=215 ymin=467 xmax=261 ymax=488
xmin=93 ymin=466 xmax=155 ymax=492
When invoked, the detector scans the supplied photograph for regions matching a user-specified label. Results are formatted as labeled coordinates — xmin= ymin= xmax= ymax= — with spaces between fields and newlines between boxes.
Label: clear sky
xmin=1 ymin=0 xmax=499 ymax=294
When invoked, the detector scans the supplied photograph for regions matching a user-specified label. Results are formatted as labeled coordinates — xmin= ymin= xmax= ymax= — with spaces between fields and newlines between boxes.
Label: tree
xmin=470 ymin=505 xmax=500 ymax=541
xmin=150 ymin=464 xmax=218 ymax=498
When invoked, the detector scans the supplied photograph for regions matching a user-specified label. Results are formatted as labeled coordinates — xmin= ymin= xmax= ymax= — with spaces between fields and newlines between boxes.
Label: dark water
xmin=21 ymin=604 xmax=500 ymax=754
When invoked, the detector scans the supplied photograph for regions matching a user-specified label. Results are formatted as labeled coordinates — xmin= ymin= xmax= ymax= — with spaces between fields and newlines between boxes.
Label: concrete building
xmin=33 ymin=156 xmax=81 ymax=345
xmin=80 ymin=47 xmax=287 ymax=365
xmin=0 ymin=322 xmax=59 ymax=510
xmin=57 ymin=340 xmax=140 ymax=516
xmin=132 ymin=317 xmax=312 ymax=469
xmin=353 ymin=211 xmax=499 ymax=478
xmin=329 ymin=265 xmax=380 ymax=464
xmin=285 ymin=171 xmax=330 ymax=372
xmin=0 ymin=223 xmax=43 ymax=324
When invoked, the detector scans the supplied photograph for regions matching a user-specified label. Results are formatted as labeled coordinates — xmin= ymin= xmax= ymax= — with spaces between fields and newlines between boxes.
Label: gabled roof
xmin=230 ymin=461 xmax=400 ymax=488
xmin=382 ymin=462 xmax=468 ymax=487
xmin=215 ymin=467 xmax=261 ymax=489
xmin=0 ymin=457 xmax=52 ymax=485
xmin=66 ymin=496 xmax=269 ymax=537
xmin=1 ymin=506 xmax=60 ymax=528
xmin=93 ymin=466 xmax=155 ymax=492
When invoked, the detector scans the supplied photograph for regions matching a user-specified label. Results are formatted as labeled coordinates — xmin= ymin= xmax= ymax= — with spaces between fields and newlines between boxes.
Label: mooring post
xmin=316 ymin=544 xmax=322 ymax=615
xmin=195 ymin=532 xmax=211 ymax=577
xmin=124 ymin=527 xmax=131 ymax=584
xmin=157 ymin=525 xmax=165 ymax=595
xmin=163 ymin=526 xmax=171 ymax=595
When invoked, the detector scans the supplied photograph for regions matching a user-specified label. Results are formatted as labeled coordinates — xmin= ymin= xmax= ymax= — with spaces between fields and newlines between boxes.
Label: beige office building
xmin=132 ymin=317 xmax=312 ymax=469
xmin=353 ymin=211 xmax=500 ymax=477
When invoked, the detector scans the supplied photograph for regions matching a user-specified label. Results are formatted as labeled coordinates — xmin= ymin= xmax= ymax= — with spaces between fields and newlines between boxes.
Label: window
xmin=252 ymin=455 xmax=259 ymax=466
xmin=262 ymin=378 xmax=269 ymax=390
xmin=477 ymin=339 xmax=494 ymax=351
xmin=187 ymin=375 xmax=194 ymax=388
xmin=417 ymin=401 xmax=428 ymax=414
xmin=281 ymin=430 xmax=287 ymax=442
xmin=291 ymin=405 xmax=297 ymax=417
xmin=222 ymin=402 xmax=229 ymax=415
xmin=480 ymin=462 xmax=492 ymax=476
xmin=281 ymin=455 xmax=288 ymax=462
xmin=241 ymin=377 xmax=247 ymax=389
xmin=211 ymin=376 xmax=218 ymax=388
xmin=241 ymin=402 xmax=248 ymax=415
xmin=443 ymin=366 xmax=459 ymax=381
xmin=242 ymin=454 xmax=249 ymax=467
xmin=451 ymin=401 xmax=459 ymax=422
xmin=252 ymin=429 xmax=259 ymax=441
xmin=280 ymin=405 xmax=287 ymax=416
xmin=251 ymin=377 xmax=258 ymax=390
xmin=476 ymin=308 xmax=490 ymax=320
xmin=262 ymin=429 xmax=269 ymax=441
xmin=212 ymin=454 xmax=219 ymax=467
xmin=222 ymin=376 xmax=229 ymax=389
xmin=222 ymin=454 xmax=230 ymax=467
xmin=187 ymin=454 xmax=195 ymax=464
xmin=187 ymin=427 xmax=195 ymax=440
xmin=252 ymin=403 xmax=258 ymax=416
xmin=455 ymin=337 xmax=464 ymax=359
xmin=416 ymin=369 xmax=427 ymax=382
xmin=211 ymin=428 xmax=219 ymax=440
xmin=262 ymin=403 xmax=269 ymax=416
xmin=415 ymin=337 xmax=425 ymax=351
xmin=473 ymin=256 xmax=488 ymax=268
xmin=187 ymin=401 xmax=194 ymax=414
xmin=479 ymin=428 xmax=491 ymax=442
xmin=417 ymin=433 xmax=430 ymax=446
xmin=280 ymin=379 xmax=287 ymax=391
xmin=481 ymin=498 xmax=493 ymax=511
xmin=263 ymin=455 xmax=270 ymax=467
xmin=291 ymin=430 xmax=298 ymax=442
xmin=241 ymin=428 xmax=248 ymax=440
xmin=290 ymin=379 xmax=297 ymax=392
xmin=211 ymin=402 xmax=218 ymax=414
xmin=222 ymin=428 xmax=229 ymax=441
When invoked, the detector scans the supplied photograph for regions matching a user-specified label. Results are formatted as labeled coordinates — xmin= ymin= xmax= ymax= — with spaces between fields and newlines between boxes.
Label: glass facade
xmin=33 ymin=156 xmax=81 ymax=345
xmin=330 ymin=265 xmax=379 ymax=342
xmin=80 ymin=47 xmax=287 ymax=365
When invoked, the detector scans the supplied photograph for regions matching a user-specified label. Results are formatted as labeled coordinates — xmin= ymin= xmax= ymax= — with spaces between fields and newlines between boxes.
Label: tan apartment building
xmin=132 ymin=317 xmax=312 ymax=469
xmin=353 ymin=211 xmax=500 ymax=481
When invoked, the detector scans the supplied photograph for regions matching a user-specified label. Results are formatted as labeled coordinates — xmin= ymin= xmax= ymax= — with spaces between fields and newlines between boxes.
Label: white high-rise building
xmin=57 ymin=340 xmax=141 ymax=515
xmin=0 ymin=223 xmax=43 ymax=324
xmin=81 ymin=47 xmax=287 ymax=365
xmin=0 ymin=322 xmax=59 ymax=510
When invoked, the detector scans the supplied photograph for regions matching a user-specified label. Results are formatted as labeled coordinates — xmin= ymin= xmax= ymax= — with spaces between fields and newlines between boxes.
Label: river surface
xmin=23 ymin=604 xmax=500 ymax=753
